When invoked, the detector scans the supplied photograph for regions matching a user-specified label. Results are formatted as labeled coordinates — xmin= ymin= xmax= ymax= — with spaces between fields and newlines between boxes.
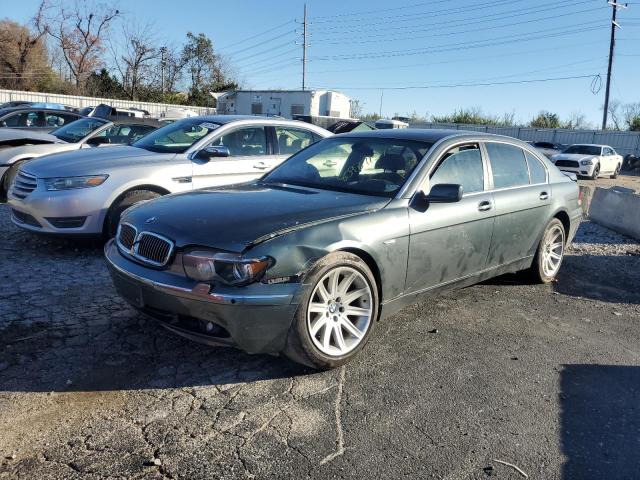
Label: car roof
xmin=568 ymin=143 xmax=607 ymax=147
xmin=188 ymin=115 xmax=320 ymax=126
xmin=0 ymin=107 xmax=78 ymax=116
xmin=109 ymin=117 xmax=163 ymax=127
xmin=333 ymin=128 xmax=521 ymax=143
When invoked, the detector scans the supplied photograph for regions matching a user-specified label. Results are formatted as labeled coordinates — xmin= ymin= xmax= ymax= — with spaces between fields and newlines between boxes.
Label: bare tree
xmin=111 ymin=22 xmax=158 ymax=100
xmin=43 ymin=0 xmax=120 ymax=91
xmin=606 ymin=99 xmax=622 ymax=130
xmin=622 ymin=102 xmax=640 ymax=130
xmin=0 ymin=3 xmax=50 ymax=90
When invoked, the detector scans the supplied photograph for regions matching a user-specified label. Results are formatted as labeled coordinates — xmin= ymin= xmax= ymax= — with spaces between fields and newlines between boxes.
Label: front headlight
xmin=182 ymin=251 xmax=274 ymax=286
xmin=44 ymin=175 xmax=108 ymax=191
xmin=580 ymin=158 xmax=595 ymax=166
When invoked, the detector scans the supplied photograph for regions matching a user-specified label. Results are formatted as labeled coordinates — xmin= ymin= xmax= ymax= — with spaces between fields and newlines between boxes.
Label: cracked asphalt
xmin=1 ymin=203 xmax=640 ymax=480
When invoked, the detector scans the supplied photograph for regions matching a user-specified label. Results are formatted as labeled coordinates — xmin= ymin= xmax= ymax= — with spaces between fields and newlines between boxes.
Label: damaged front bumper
xmin=104 ymin=239 xmax=303 ymax=354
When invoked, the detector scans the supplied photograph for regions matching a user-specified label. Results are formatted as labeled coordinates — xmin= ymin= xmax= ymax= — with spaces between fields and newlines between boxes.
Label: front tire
xmin=283 ymin=252 xmax=378 ymax=369
xmin=1 ymin=159 xmax=29 ymax=202
xmin=527 ymin=218 xmax=566 ymax=283
xmin=104 ymin=189 xmax=161 ymax=238
xmin=590 ymin=163 xmax=600 ymax=180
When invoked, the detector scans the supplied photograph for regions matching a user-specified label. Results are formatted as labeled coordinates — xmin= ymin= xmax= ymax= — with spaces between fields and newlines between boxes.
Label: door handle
xmin=253 ymin=162 xmax=269 ymax=170
xmin=539 ymin=191 xmax=549 ymax=200
xmin=478 ymin=201 xmax=492 ymax=212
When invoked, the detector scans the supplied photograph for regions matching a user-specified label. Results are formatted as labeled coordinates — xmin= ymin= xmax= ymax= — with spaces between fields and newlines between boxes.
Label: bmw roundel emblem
xmin=145 ymin=216 xmax=157 ymax=224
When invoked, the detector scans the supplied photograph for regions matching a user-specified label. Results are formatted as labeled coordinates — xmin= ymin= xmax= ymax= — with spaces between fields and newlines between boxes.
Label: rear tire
xmin=527 ymin=218 xmax=566 ymax=284
xmin=610 ymin=163 xmax=621 ymax=179
xmin=104 ymin=189 xmax=161 ymax=238
xmin=283 ymin=251 xmax=378 ymax=369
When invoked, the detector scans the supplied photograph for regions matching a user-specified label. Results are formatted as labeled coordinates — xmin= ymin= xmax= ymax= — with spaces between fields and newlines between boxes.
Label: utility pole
xmin=160 ymin=47 xmax=167 ymax=94
xmin=602 ymin=1 xmax=628 ymax=130
xmin=302 ymin=3 xmax=308 ymax=90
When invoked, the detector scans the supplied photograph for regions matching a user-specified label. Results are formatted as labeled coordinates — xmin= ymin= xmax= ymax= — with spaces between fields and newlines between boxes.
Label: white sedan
xmin=551 ymin=144 xmax=623 ymax=179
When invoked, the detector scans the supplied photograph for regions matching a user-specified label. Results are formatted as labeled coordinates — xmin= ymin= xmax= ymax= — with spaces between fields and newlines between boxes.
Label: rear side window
xmin=486 ymin=142 xmax=530 ymax=189
xmin=275 ymin=127 xmax=316 ymax=155
xmin=525 ymin=151 xmax=547 ymax=184
xmin=430 ymin=144 xmax=484 ymax=194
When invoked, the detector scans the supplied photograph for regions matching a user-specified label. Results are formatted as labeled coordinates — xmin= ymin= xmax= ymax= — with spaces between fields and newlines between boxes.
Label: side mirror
xmin=426 ymin=183 xmax=463 ymax=203
xmin=0 ymin=121 xmax=6 ymax=128
xmin=86 ymin=136 xmax=110 ymax=146
xmin=198 ymin=145 xmax=230 ymax=159
xmin=410 ymin=184 xmax=463 ymax=212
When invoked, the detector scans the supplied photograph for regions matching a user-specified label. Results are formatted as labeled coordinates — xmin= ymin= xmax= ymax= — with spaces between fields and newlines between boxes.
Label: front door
xmin=484 ymin=142 xmax=551 ymax=267
xmin=191 ymin=126 xmax=278 ymax=189
xmin=405 ymin=143 xmax=495 ymax=294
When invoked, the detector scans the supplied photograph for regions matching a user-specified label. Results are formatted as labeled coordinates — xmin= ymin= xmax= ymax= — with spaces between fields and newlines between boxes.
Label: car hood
xmin=0 ymin=128 xmax=62 ymax=146
xmin=22 ymin=146 xmax=174 ymax=177
xmin=122 ymin=182 xmax=390 ymax=252
xmin=552 ymin=153 xmax=596 ymax=162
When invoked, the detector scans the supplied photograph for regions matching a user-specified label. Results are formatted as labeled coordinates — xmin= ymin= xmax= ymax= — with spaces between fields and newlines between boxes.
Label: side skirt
xmin=379 ymin=256 xmax=533 ymax=320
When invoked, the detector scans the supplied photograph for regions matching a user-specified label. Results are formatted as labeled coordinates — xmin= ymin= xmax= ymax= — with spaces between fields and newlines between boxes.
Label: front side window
xmin=275 ymin=127 xmax=316 ymax=155
xmin=210 ymin=127 xmax=267 ymax=156
xmin=486 ymin=142 xmax=530 ymax=189
xmin=429 ymin=144 xmax=484 ymax=195
xmin=263 ymin=137 xmax=432 ymax=197
xmin=133 ymin=118 xmax=220 ymax=153
xmin=525 ymin=151 xmax=547 ymax=184
xmin=51 ymin=117 xmax=108 ymax=143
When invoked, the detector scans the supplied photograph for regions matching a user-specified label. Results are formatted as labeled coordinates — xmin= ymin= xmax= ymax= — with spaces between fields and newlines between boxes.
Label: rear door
xmin=191 ymin=125 xmax=277 ymax=189
xmin=484 ymin=142 xmax=551 ymax=267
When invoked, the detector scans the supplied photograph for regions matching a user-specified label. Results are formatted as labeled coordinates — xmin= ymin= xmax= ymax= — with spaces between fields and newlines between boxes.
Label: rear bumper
xmin=104 ymin=239 xmax=302 ymax=354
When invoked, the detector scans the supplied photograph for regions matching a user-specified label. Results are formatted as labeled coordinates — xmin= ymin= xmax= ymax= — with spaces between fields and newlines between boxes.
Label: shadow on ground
xmin=561 ymin=365 xmax=640 ymax=479
xmin=483 ymin=254 xmax=640 ymax=305
xmin=0 ymin=312 xmax=310 ymax=393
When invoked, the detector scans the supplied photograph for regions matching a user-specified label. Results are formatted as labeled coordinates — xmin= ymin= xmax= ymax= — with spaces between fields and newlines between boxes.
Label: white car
xmin=551 ymin=144 xmax=623 ymax=179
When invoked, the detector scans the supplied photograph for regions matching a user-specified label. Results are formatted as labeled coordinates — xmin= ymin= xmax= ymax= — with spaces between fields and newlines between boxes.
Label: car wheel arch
xmin=335 ymin=246 xmax=383 ymax=311
xmin=102 ymin=184 xmax=171 ymax=231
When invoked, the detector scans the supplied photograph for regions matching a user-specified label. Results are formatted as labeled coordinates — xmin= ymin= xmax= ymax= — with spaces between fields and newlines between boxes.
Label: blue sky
xmin=2 ymin=0 xmax=639 ymax=125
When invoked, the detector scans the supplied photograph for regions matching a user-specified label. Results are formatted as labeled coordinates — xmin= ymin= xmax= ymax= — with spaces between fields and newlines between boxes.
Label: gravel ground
xmin=578 ymin=172 xmax=640 ymax=194
xmin=1 ymin=204 xmax=639 ymax=480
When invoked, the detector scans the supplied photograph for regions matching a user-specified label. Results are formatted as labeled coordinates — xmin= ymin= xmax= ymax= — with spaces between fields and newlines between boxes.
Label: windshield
xmin=51 ymin=118 xmax=108 ymax=143
xmin=132 ymin=118 xmax=221 ymax=153
xmin=563 ymin=145 xmax=601 ymax=155
xmin=263 ymin=137 xmax=432 ymax=197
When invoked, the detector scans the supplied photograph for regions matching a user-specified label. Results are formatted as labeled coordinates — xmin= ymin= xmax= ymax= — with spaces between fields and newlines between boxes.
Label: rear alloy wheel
xmin=528 ymin=218 xmax=565 ymax=283
xmin=283 ymin=252 xmax=378 ymax=369
xmin=590 ymin=163 xmax=600 ymax=180
xmin=610 ymin=163 xmax=621 ymax=179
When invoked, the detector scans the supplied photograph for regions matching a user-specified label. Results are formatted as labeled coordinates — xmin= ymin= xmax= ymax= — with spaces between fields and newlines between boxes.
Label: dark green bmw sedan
xmin=105 ymin=129 xmax=582 ymax=369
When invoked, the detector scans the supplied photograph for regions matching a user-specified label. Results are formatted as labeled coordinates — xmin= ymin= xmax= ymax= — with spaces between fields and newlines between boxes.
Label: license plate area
xmin=114 ymin=274 xmax=144 ymax=308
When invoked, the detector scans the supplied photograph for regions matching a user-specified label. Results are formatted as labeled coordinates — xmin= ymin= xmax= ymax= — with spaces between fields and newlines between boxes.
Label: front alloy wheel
xmin=307 ymin=266 xmax=373 ymax=357
xmin=283 ymin=251 xmax=378 ymax=369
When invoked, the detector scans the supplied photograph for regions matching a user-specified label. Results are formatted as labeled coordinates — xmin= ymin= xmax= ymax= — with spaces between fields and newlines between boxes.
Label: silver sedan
xmin=8 ymin=116 xmax=330 ymax=236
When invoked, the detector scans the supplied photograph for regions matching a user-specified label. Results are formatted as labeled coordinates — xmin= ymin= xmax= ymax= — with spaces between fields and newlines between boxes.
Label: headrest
xmin=375 ymin=153 xmax=405 ymax=171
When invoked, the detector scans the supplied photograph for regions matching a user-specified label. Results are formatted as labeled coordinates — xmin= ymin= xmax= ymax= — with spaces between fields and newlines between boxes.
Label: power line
xmin=311 ymin=74 xmax=600 ymax=91
xmin=312 ymin=0 xmax=524 ymax=24
xmin=232 ymin=40 xmax=296 ymax=64
xmin=223 ymin=29 xmax=296 ymax=57
xmin=306 ymin=40 xmax=605 ymax=75
xmin=235 ymin=47 xmax=300 ymax=70
xmin=312 ymin=0 xmax=592 ymax=31
xmin=312 ymin=6 xmax=604 ymax=46
xmin=217 ymin=20 xmax=294 ymax=49
xmin=310 ymin=23 xmax=607 ymax=62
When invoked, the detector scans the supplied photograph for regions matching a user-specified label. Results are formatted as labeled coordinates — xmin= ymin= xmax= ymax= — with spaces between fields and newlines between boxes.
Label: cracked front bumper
xmin=104 ymin=239 xmax=302 ymax=354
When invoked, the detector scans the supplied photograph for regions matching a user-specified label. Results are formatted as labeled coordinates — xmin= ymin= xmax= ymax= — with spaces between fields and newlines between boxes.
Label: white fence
xmin=411 ymin=122 xmax=640 ymax=157
xmin=0 ymin=89 xmax=215 ymax=117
